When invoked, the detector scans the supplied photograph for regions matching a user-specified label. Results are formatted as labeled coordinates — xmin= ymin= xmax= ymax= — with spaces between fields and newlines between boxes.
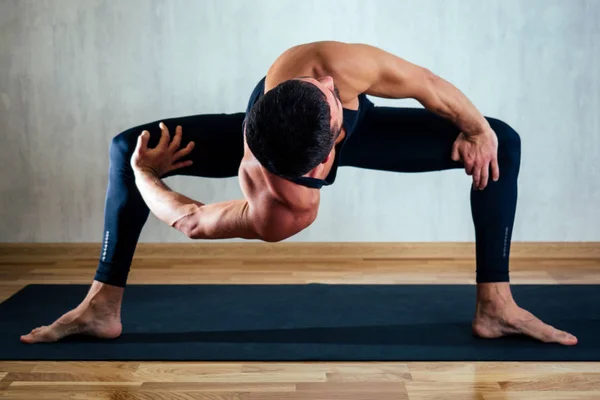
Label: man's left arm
xmin=345 ymin=43 xmax=490 ymax=136
xmin=337 ymin=43 xmax=500 ymax=189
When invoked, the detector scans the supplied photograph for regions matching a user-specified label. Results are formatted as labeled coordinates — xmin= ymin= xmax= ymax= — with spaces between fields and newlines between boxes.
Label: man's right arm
xmin=173 ymin=197 xmax=313 ymax=243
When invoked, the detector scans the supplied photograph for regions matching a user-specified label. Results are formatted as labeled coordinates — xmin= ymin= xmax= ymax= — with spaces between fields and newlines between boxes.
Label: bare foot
xmin=21 ymin=281 xmax=123 ymax=344
xmin=472 ymin=283 xmax=578 ymax=346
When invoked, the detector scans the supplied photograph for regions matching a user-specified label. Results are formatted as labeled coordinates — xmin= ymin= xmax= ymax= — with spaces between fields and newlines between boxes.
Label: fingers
xmin=158 ymin=122 xmax=170 ymax=148
xmin=169 ymin=125 xmax=183 ymax=152
xmin=174 ymin=140 xmax=195 ymax=161
xmin=170 ymin=160 xmax=194 ymax=172
xmin=479 ymin=164 xmax=489 ymax=190
xmin=464 ymin=161 xmax=475 ymax=176
xmin=135 ymin=130 xmax=149 ymax=155
xmin=491 ymin=156 xmax=500 ymax=182
xmin=451 ymin=141 xmax=460 ymax=162
xmin=472 ymin=165 xmax=481 ymax=189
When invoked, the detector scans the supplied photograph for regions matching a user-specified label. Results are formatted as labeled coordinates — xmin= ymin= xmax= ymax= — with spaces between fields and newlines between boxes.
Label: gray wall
xmin=0 ymin=0 xmax=598 ymax=243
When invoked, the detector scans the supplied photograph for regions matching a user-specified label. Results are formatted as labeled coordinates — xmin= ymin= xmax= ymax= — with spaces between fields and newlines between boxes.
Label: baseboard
xmin=0 ymin=242 xmax=598 ymax=259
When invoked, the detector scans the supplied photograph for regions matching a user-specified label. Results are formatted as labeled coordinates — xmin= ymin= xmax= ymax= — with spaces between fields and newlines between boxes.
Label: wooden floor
xmin=1 ymin=242 xmax=599 ymax=400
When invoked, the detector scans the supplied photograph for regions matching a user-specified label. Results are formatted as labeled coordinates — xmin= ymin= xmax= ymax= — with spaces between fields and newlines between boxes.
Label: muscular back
xmin=237 ymin=42 xmax=359 ymax=239
xmin=238 ymin=41 xmax=429 ymax=240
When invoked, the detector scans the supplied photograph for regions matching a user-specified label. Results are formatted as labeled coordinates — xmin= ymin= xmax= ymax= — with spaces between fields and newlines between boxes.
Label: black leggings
xmin=96 ymin=107 xmax=520 ymax=286
xmin=340 ymin=107 xmax=521 ymax=283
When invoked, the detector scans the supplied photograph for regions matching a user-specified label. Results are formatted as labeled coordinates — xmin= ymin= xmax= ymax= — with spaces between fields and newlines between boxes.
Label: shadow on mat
xmin=60 ymin=321 xmax=573 ymax=348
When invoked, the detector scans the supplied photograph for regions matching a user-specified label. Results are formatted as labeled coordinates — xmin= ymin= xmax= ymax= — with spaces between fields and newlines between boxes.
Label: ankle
xmin=86 ymin=281 xmax=124 ymax=300
xmin=83 ymin=281 xmax=124 ymax=313
xmin=476 ymin=282 xmax=517 ymax=312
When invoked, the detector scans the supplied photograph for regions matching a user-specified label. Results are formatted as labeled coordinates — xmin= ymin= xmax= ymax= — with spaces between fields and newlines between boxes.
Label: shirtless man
xmin=21 ymin=41 xmax=577 ymax=345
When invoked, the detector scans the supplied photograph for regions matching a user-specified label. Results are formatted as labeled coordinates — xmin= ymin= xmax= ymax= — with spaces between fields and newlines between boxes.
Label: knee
xmin=487 ymin=117 xmax=521 ymax=164
xmin=109 ymin=128 xmax=139 ymax=166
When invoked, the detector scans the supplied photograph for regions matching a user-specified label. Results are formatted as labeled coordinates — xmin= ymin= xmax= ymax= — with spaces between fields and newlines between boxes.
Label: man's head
xmin=244 ymin=76 xmax=344 ymax=180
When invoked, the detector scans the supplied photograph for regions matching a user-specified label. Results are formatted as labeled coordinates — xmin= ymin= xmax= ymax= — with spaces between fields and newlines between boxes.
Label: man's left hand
xmin=451 ymin=128 xmax=500 ymax=190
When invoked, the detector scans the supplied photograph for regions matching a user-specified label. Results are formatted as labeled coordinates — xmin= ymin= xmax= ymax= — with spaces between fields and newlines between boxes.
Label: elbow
xmin=180 ymin=221 xmax=203 ymax=240
xmin=403 ymin=67 xmax=438 ymax=106
xmin=183 ymin=217 xmax=210 ymax=240
xmin=422 ymin=69 xmax=440 ymax=99
xmin=261 ymin=233 xmax=287 ymax=243
xmin=173 ymin=212 xmax=205 ymax=240
xmin=186 ymin=227 xmax=204 ymax=240
xmin=419 ymin=71 xmax=447 ymax=114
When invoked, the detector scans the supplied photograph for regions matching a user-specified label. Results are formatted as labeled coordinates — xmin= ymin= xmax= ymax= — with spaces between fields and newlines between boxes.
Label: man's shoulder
xmin=268 ymin=42 xmax=373 ymax=99
xmin=246 ymin=182 xmax=317 ymax=242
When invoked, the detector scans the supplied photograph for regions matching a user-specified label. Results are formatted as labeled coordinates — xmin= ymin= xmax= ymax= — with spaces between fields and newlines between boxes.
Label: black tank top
xmin=243 ymin=76 xmax=372 ymax=189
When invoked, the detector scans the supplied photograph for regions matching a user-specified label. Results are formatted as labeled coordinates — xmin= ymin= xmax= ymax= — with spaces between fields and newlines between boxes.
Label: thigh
xmin=131 ymin=112 xmax=246 ymax=179
xmin=340 ymin=107 xmax=463 ymax=173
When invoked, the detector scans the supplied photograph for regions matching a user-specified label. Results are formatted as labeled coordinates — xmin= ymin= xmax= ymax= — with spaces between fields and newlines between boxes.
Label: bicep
xmin=328 ymin=43 xmax=434 ymax=101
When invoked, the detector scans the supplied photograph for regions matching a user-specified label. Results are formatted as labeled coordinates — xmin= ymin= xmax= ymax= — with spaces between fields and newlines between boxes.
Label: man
xmin=21 ymin=41 xmax=576 ymax=345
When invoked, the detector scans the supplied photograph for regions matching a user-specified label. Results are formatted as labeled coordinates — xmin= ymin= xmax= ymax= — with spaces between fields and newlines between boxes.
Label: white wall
xmin=0 ymin=0 xmax=598 ymax=242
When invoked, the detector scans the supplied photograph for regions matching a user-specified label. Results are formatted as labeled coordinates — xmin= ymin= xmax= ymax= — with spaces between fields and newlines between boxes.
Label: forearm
xmin=133 ymin=168 xmax=259 ymax=240
xmin=421 ymin=74 xmax=491 ymax=136
xmin=133 ymin=169 xmax=201 ymax=227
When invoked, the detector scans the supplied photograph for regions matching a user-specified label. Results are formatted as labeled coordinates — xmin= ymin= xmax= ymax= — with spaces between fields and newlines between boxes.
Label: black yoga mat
xmin=1 ymin=284 xmax=599 ymax=361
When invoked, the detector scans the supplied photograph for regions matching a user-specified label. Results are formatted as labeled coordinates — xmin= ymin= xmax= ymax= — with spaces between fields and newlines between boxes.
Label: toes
xmin=556 ymin=330 xmax=578 ymax=346
xmin=20 ymin=332 xmax=40 ymax=344
xmin=508 ymin=311 xmax=577 ymax=345
xmin=20 ymin=326 xmax=54 ymax=344
xmin=20 ymin=327 xmax=42 ymax=343
xmin=542 ymin=324 xmax=578 ymax=345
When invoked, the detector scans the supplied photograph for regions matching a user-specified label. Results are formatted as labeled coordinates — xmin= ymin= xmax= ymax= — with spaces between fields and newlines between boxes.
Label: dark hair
xmin=244 ymin=79 xmax=339 ymax=180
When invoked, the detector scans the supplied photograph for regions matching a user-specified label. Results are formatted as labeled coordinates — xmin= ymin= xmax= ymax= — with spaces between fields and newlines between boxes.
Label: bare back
xmin=238 ymin=42 xmax=366 ymax=237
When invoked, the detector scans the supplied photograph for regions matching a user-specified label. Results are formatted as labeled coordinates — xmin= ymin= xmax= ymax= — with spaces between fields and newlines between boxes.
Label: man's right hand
xmin=131 ymin=122 xmax=195 ymax=177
